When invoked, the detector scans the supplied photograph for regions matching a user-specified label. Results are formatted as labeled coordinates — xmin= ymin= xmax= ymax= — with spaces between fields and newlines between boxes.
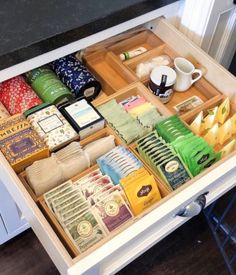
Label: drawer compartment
xmin=0 ymin=17 xmax=236 ymax=275
xmin=84 ymin=38 xmax=222 ymax=121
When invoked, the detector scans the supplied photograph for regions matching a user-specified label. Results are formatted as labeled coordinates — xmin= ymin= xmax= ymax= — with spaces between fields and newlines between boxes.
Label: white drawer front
xmin=0 ymin=15 xmax=236 ymax=275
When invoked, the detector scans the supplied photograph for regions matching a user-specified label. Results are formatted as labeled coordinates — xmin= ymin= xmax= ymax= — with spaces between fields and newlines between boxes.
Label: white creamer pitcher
xmin=174 ymin=57 xmax=202 ymax=92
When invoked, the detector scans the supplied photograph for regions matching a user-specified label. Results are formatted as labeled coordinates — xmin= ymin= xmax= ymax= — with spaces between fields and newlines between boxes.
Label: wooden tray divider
xmin=38 ymin=198 xmax=80 ymax=257
xmin=84 ymin=51 xmax=138 ymax=95
xmin=18 ymin=127 xmax=124 ymax=202
xmin=93 ymin=82 xmax=173 ymax=117
xmin=123 ymin=44 xmax=175 ymax=83
xmin=108 ymin=30 xmax=165 ymax=56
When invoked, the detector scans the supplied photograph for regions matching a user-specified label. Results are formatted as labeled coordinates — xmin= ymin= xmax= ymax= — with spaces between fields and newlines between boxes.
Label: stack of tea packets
xmin=44 ymin=168 xmax=133 ymax=253
xmin=97 ymin=96 xmax=164 ymax=144
xmin=136 ymin=131 xmax=192 ymax=190
xmin=155 ymin=115 xmax=220 ymax=177
xmin=97 ymin=145 xmax=143 ymax=185
xmin=97 ymin=145 xmax=162 ymax=216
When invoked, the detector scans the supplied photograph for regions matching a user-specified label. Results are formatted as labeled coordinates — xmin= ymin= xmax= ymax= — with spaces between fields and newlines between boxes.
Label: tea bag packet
xmin=98 ymin=99 xmax=164 ymax=144
xmin=26 ymin=142 xmax=90 ymax=196
xmin=120 ymin=168 xmax=161 ymax=216
xmin=26 ymin=155 xmax=63 ymax=196
xmin=120 ymin=96 xmax=146 ymax=112
xmin=59 ymin=151 xmax=90 ymax=180
xmin=55 ymin=197 xmax=90 ymax=219
xmin=136 ymin=131 xmax=173 ymax=165
xmin=156 ymin=115 xmax=191 ymax=143
xmin=202 ymin=106 xmax=218 ymax=132
xmin=83 ymin=135 xmax=116 ymax=165
xmin=171 ymin=134 xmax=219 ymax=176
xmin=157 ymin=155 xmax=192 ymax=190
xmin=25 ymin=103 xmax=78 ymax=151
xmin=77 ymin=174 xmax=104 ymax=195
xmin=44 ymin=180 xmax=75 ymax=210
xmin=93 ymin=190 xmax=132 ymax=232
xmin=53 ymin=191 xmax=86 ymax=214
xmin=74 ymin=169 xmax=102 ymax=184
xmin=61 ymin=203 xmax=91 ymax=227
xmin=203 ymin=123 xmax=219 ymax=146
xmin=50 ymin=188 xmax=84 ymax=212
xmin=65 ymin=209 xmax=106 ymax=253
xmin=97 ymin=146 xmax=143 ymax=185
xmin=219 ymin=139 xmax=236 ymax=158
xmin=92 ymin=185 xmax=123 ymax=205
xmin=218 ymin=118 xmax=232 ymax=145
xmin=189 ymin=111 xmax=204 ymax=135
xmin=230 ymin=113 xmax=236 ymax=134
xmin=83 ymin=176 xmax=113 ymax=199
xmin=216 ymin=97 xmax=230 ymax=124
xmin=128 ymin=102 xmax=155 ymax=118
xmin=136 ymin=130 xmax=191 ymax=189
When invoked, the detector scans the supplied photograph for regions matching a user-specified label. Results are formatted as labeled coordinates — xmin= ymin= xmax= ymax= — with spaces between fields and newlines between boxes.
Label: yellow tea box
xmin=0 ymin=114 xmax=49 ymax=173
xmin=121 ymin=169 xmax=161 ymax=216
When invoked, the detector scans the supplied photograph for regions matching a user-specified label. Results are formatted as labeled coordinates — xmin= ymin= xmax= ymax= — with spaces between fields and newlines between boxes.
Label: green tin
xmin=26 ymin=67 xmax=73 ymax=105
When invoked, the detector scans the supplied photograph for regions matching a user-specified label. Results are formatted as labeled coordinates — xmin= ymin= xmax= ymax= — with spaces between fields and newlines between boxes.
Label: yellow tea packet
xmin=230 ymin=113 xmax=236 ymax=135
xmin=203 ymin=123 xmax=219 ymax=146
xmin=219 ymin=118 xmax=232 ymax=145
xmin=128 ymin=103 xmax=154 ymax=118
xmin=216 ymin=97 xmax=230 ymax=124
xmin=190 ymin=111 xmax=203 ymax=135
xmin=203 ymin=106 xmax=218 ymax=132
xmin=120 ymin=168 xmax=149 ymax=186
xmin=219 ymin=139 xmax=235 ymax=158
xmin=121 ymin=173 xmax=161 ymax=216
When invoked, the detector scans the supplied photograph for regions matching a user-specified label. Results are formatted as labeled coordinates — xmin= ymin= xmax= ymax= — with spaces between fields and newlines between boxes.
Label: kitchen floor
xmin=0 ymin=211 xmax=230 ymax=275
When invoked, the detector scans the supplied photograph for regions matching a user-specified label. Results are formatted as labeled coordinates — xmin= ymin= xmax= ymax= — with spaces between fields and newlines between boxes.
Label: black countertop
xmin=0 ymin=0 xmax=178 ymax=70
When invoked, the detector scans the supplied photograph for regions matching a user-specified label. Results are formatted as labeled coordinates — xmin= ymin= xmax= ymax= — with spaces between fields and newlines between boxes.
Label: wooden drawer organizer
xmin=17 ymin=27 xmax=236 ymax=264
xmin=18 ymin=125 xmax=168 ymax=259
xmin=84 ymin=29 xmax=222 ymax=120
xmin=182 ymin=95 xmax=236 ymax=152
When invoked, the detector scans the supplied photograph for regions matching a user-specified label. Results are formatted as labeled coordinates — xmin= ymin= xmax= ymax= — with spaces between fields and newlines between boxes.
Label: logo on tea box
xmin=105 ymin=200 xmax=119 ymax=217
xmin=165 ymin=160 xmax=179 ymax=173
xmin=137 ymin=185 xmax=152 ymax=197
xmin=0 ymin=121 xmax=29 ymax=139
xmin=77 ymin=221 xmax=93 ymax=238
xmin=197 ymin=153 xmax=210 ymax=165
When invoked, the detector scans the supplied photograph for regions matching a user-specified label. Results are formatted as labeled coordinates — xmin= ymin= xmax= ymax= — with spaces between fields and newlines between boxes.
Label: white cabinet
xmin=0 ymin=2 xmax=236 ymax=275
xmin=0 ymin=182 xmax=29 ymax=244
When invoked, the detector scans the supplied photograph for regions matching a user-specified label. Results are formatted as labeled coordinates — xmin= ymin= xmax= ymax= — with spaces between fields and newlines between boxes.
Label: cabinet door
xmin=179 ymin=0 xmax=236 ymax=68
xmin=0 ymin=182 xmax=29 ymax=244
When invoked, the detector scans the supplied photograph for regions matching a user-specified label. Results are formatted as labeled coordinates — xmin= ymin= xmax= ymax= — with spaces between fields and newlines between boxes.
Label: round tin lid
xmin=150 ymin=66 xmax=176 ymax=87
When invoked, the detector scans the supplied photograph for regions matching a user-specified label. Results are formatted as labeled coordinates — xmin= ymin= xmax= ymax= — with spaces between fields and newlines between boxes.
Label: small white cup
xmin=174 ymin=57 xmax=202 ymax=92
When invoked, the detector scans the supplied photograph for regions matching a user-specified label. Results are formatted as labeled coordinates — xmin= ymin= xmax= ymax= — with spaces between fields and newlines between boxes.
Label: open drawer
xmin=1 ymin=16 xmax=236 ymax=275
